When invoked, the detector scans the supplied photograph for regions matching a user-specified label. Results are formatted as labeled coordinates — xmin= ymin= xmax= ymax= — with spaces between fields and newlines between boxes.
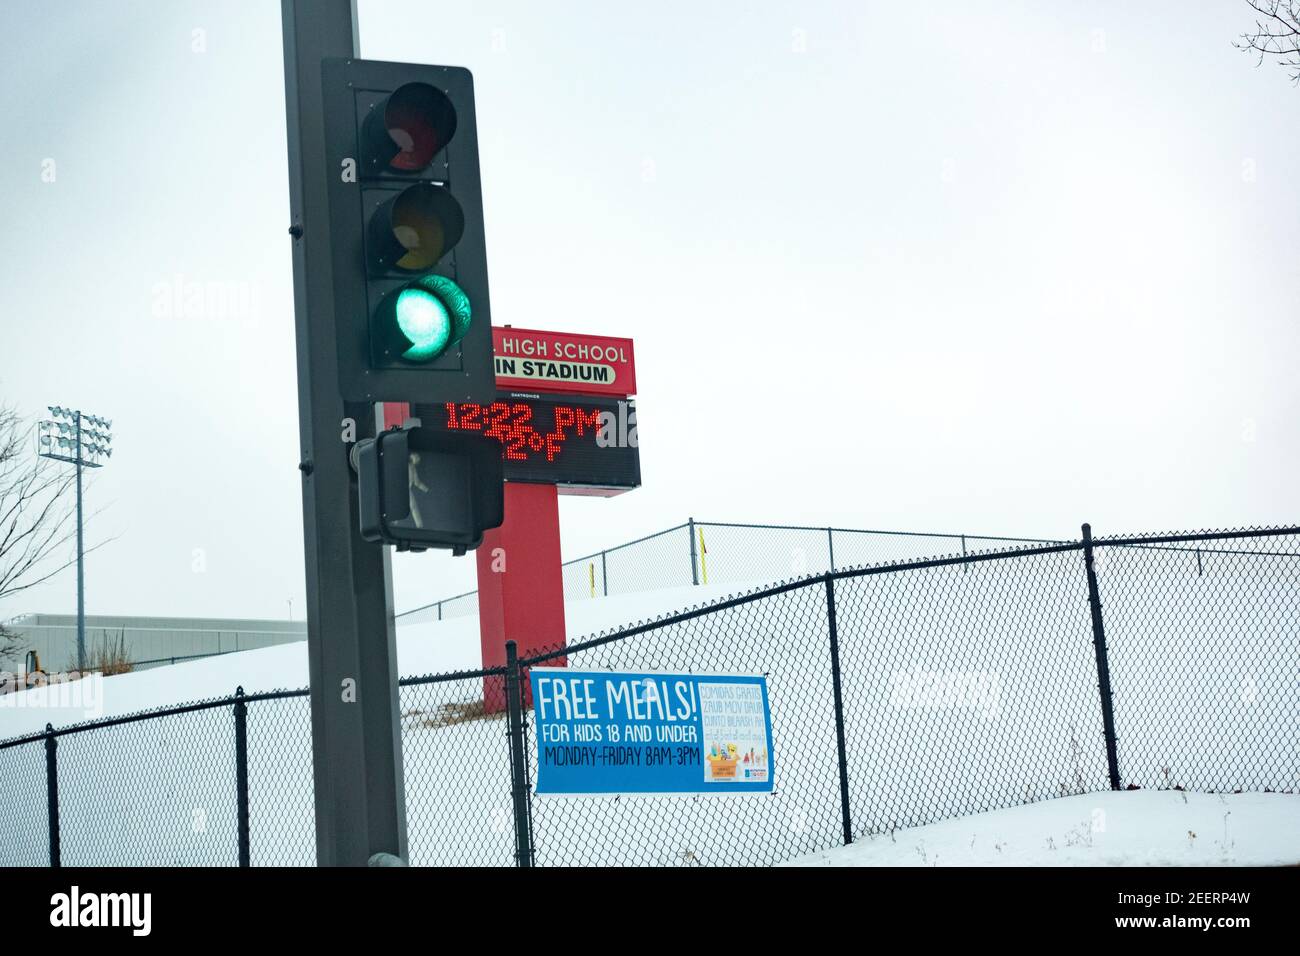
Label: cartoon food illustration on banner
xmin=698 ymin=682 xmax=770 ymax=784
xmin=705 ymin=742 xmax=769 ymax=782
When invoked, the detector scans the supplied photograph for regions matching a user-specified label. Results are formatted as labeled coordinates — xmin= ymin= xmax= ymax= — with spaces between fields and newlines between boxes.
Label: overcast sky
xmin=1 ymin=0 xmax=1296 ymax=623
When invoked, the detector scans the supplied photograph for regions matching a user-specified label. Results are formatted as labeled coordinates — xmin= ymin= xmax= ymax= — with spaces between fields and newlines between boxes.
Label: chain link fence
xmin=522 ymin=580 xmax=844 ymax=866
xmin=1088 ymin=528 xmax=1300 ymax=793
xmin=396 ymin=519 xmax=1060 ymax=622
xmin=0 ymin=524 xmax=1295 ymax=866
xmin=0 ymin=737 xmax=46 ymax=866
xmin=398 ymin=670 xmax=517 ymax=867
xmin=833 ymin=545 xmax=1109 ymax=833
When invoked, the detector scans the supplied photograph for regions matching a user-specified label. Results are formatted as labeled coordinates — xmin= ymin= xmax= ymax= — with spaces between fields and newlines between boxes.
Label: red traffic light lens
xmin=381 ymin=82 xmax=457 ymax=172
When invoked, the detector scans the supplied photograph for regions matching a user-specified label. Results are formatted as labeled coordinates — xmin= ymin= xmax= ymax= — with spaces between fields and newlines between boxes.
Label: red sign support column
xmin=477 ymin=482 xmax=567 ymax=712
xmin=385 ymin=321 xmax=638 ymax=714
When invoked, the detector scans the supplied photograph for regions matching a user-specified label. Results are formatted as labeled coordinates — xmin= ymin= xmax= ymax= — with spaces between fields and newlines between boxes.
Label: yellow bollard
xmin=698 ymin=527 xmax=708 ymax=585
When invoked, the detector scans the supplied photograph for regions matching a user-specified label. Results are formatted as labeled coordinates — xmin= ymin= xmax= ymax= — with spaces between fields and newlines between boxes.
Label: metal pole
xmin=827 ymin=527 xmax=835 ymax=572
xmin=234 ymin=687 xmax=251 ymax=867
xmin=282 ymin=0 xmax=407 ymax=866
xmin=688 ymin=517 xmax=699 ymax=586
xmin=961 ymin=533 xmax=967 ymax=574
xmin=601 ymin=550 xmax=608 ymax=597
xmin=75 ymin=412 xmax=85 ymax=672
xmin=45 ymin=723 xmax=60 ymax=867
xmin=1081 ymin=523 xmax=1121 ymax=790
xmin=824 ymin=578 xmax=853 ymax=845
xmin=504 ymin=641 xmax=533 ymax=867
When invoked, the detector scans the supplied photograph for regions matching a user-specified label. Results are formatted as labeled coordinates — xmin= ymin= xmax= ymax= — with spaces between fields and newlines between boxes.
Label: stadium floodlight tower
xmin=37 ymin=406 xmax=114 ymax=672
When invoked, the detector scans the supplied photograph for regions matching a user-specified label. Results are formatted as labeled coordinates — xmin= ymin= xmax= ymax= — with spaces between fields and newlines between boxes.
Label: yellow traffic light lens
xmin=372 ymin=183 xmax=465 ymax=274
xmin=392 ymin=187 xmax=448 ymax=271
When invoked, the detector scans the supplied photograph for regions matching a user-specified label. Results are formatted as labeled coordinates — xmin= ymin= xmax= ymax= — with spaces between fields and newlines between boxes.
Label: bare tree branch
xmin=1235 ymin=0 xmax=1300 ymax=83
xmin=0 ymin=404 xmax=114 ymax=661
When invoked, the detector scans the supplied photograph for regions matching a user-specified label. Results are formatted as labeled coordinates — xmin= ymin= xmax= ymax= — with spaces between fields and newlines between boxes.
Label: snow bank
xmin=783 ymin=790 xmax=1300 ymax=866
xmin=0 ymin=581 xmax=761 ymax=741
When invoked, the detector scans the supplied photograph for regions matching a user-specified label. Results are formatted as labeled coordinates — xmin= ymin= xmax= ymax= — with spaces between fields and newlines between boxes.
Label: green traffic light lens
xmin=394 ymin=288 xmax=452 ymax=361
xmin=386 ymin=275 xmax=472 ymax=364
xmin=418 ymin=275 xmax=472 ymax=344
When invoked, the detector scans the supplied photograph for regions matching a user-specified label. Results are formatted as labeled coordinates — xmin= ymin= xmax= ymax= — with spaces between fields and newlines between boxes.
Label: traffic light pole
xmin=281 ymin=0 xmax=408 ymax=865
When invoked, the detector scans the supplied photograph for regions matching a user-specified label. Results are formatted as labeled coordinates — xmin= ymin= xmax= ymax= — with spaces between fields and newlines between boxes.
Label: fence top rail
xmin=564 ymin=522 xmax=691 ymax=564
xmin=523 ymin=538 xmax=1086 ymax=666
xmin=699 ymin=520 xmax=1065 ymax=544
xmin=395 ymin=587 xmax=479 ymax=620
xmin=0 ymin=660 xmax=506 ymax=749
xmin=395 ymin=518 xmax=1064 ymax=618
xmin=0 ymin=687 xmax=301 ymax=750
xmin=128 ymin=648 xmax=247 ymax=668
xmin=1097 ymin=525 xmax=1300 ymax=549
xmin=400 ymin=664 xmax=505 ymax=686
xmin=0 ymin=661 xmax=508 ymax=750
xmin=401 ymin=520 xmax=1299 ymax=624
xmin=1103 ymin=542 xmax=1300 ymax=560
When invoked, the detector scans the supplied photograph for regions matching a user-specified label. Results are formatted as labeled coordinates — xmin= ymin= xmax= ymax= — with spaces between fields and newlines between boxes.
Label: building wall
xmin=1 ymin=614 xmax=307 ymax=672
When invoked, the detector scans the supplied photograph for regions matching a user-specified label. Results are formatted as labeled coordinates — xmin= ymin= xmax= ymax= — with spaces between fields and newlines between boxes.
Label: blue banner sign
xmin=530 ymin=668 xmax=774 ymax=796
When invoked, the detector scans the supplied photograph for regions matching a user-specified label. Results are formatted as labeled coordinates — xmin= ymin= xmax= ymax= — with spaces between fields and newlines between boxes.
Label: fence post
xmin=601 ymin=550 xmax=608 ymax=596
xmin=961 ymin=534 xmax=968 ymax=573
xmin=827 ymin=527 xmax=835 ymax=572
xmin=437 ymin=600 xmax=442 ymax=622
xmin=824 ymin=578 xmax=853 ymax=845
xmin=44 ymin=723 xmax=60 ymax=868
xmin=1081 ymin=523 xmax=1121 ymax=790
xmin=504 ymin=641 xmax=534 ymax=867
xmin=234 ymin=686 xmax=251 ymax=867
xmin=688 ymin=517 xmax=699 ymax=586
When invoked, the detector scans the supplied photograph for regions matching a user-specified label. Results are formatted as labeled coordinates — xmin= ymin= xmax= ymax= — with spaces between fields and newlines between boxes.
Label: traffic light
xmin=320 ymin=59 xmax=495 ymax=404
xmin=355 ymin=427 xmax=504 ymax=553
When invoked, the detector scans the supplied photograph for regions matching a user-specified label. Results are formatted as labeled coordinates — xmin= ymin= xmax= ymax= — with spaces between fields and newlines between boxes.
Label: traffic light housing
xmin=320 ymin=59 xmax=495 ymax=404
xmin=355 ymin=427 xmax=504 ymax=553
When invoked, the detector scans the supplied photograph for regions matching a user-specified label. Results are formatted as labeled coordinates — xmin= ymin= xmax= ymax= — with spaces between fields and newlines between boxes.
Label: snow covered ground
xmin=783 ymin=790 xmax=1300 ymax=866
xmin=0 ymin=581 xmax=761 ymax=740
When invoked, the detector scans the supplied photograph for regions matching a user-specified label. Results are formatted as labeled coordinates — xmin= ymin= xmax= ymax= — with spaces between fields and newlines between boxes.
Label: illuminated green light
xmin=394 ymin=288 xmax=452 ymax=361
xmin=416 ymin=275 xmax=472 ymax=344
xmin=383 ymin=275 xmax=472 ymax=364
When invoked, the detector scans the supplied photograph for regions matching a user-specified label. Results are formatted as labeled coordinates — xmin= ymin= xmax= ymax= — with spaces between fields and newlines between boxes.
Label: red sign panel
xmin=492 ymin=326 xmax=636 ymax=397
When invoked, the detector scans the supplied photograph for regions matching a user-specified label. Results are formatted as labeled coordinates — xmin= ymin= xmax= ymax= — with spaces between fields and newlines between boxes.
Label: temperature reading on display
xmin=425 ymin=392 xmax=640 ymax=492
xmin=443 ymin=401 xmax=603 ymax=462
